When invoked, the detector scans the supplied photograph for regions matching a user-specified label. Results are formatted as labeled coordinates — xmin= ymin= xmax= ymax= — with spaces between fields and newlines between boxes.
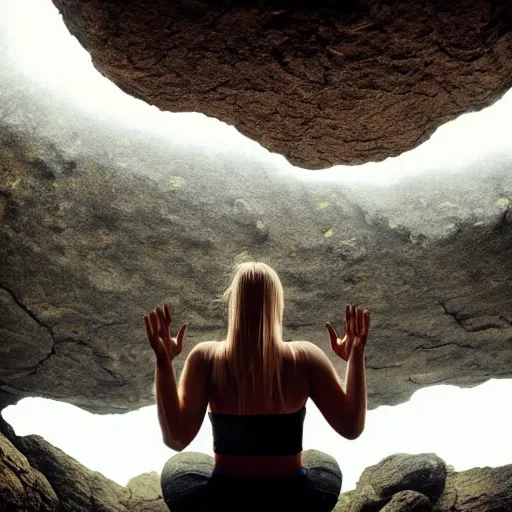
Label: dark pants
xmin=161 ymin=450 xmax=342 ymax=512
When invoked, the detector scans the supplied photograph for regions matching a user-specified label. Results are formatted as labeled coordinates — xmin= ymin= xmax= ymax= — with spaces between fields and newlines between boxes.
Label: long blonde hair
xmin=212 ymin=262 xmax=286 ymax=413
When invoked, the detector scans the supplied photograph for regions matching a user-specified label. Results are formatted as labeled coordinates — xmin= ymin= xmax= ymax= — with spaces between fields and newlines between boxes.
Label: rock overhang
xmin=49 ymin=0 xmax=512 ymax=169
xmin=0 ymin=117 xmax=511 ymax=415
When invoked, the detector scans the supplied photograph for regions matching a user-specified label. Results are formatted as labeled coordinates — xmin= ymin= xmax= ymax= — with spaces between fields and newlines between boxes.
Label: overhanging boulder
xmin=50 ymin=0 xmax=512 ymax=168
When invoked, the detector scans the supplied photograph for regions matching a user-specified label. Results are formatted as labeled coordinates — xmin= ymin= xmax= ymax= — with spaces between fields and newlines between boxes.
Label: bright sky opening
xmin=5 ymin=380 xmax=512 ymax=491
xmin=1 ymin=0 xmax=512 ymax=494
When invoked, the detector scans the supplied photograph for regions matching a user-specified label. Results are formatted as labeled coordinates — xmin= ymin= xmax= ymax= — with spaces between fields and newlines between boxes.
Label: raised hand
xmin=326 ymin=304 xmax=370 ymax=361
xmin=143 ymin=303 xmax=188 ymax=365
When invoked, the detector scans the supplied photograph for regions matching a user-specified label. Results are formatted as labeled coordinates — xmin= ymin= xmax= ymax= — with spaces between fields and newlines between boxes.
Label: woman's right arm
xmin=306 ymin=343 xmax=366 ymax=440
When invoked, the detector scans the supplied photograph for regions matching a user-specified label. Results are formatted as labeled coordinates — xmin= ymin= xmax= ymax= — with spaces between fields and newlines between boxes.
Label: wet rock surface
xmin=50 ymin=0 xmax=512 ymax=168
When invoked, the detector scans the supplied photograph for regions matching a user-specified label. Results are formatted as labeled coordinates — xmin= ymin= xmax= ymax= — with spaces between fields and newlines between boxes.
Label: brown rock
xmin=437 ymin=464 xmax=512 ymax=512
xmin=380 ymin=490 xmax=431 ymax=512
xmin=0 ymin=415 xmax=168 ymax=512
xmin=339 ymin=454 xmax=512 ymax=512
xmin=0 ymin=432 xmax=59 ymax=511
xmin=49 ymin=0 xmax=512 ymax=169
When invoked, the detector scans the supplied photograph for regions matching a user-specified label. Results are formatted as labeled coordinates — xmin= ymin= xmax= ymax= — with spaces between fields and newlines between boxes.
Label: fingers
xmin=363 ymin=309 xmax=371 ymax=340
xmin=143 ymin=315 xmax=153 ymax=339
xmin=345 ymin=304 xmax=370 ymax=340
xmin=157 ymin=306 xmax=168 ymax=337
xmin=345 ymin=304 xmax=354 ymax=339
xmin=356 ymin=307 xmax=364 ymax=337
xmin=326 ymin=322 xmax=339 ymax=352
xmin=149 ymin=310 xmax=160 ymax=337
xmin=164 ymin=304 xmax=172 ymax=326
xmin=177 ymin=323 xmax=189 ymax=352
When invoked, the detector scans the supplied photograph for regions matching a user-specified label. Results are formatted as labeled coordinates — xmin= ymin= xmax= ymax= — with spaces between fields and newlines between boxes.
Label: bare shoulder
xmin=287 ymin=340 xmax=326 ymax=363
xmin=187 ymin=341 xmax=221 ymax=363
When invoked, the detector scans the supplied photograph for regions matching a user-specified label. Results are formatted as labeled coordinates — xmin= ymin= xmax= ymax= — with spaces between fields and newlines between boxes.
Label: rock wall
xmin=50 ymin=0 xmax=512 ymax=168
xmin=1 ymin=118 xmax=511 ymax=414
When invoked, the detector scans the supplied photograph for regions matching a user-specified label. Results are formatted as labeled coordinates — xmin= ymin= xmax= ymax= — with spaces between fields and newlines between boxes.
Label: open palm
xmin=326 ymin=304 xmax=370 ymax=361
xmin=143 ymin=303 xmax=188 ymax=364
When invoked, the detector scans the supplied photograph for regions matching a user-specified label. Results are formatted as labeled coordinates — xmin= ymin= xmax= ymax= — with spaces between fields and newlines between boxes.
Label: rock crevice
xmin=0 ymin=284 xmax=57 ymax=372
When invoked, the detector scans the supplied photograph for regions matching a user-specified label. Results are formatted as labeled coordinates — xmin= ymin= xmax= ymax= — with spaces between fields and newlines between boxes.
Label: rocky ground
xmin=2 ymin=413 xmax=511 ymax=511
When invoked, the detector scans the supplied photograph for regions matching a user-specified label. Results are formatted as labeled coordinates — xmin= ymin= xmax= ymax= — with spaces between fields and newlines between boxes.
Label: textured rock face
xmin=335 ymin=453 xmax=512 ymax=511
xmin=0 ymin=414 xmax=167 ymax=511
xmin=1 ymin=112 xmax=512 ymax=414
xmin=50 ymin=0 xmax=512 ymax=168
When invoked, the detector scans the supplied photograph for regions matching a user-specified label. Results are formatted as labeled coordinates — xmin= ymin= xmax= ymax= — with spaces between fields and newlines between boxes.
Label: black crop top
xmin=208 ymin=407 xmax=306 ymax=456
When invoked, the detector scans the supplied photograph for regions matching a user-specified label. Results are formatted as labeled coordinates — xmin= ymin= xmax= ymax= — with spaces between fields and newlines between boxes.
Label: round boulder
xmin=380 ymin=490 xmax=432 ymax=512
xmin=362 ymin=453 xmax=446 ymax=501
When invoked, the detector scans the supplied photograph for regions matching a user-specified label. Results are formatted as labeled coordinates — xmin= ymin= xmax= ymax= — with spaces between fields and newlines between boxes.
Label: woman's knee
xmin=302 ymin=449 xmax=342 ymax=502
xmin=161 ymin=452 xmax=215 ymax=487
xmin=160 ymin=452 xmax=215 ymax=510
xmin=302 ymin=450 xmax=341 ymax=473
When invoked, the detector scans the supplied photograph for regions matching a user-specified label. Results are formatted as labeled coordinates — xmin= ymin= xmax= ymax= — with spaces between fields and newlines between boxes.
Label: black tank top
xmin=208 ymin=407 xmax=306 ymax=456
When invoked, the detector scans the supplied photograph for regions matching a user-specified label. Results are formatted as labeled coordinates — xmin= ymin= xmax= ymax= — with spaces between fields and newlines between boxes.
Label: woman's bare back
xmin=208 ymin=341 xmax=310 ymax=415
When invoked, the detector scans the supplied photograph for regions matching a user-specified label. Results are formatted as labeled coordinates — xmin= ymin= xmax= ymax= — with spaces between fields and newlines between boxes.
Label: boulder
xmin=437 ymin=464 xmax=512 ymax=512
xmin=380 ymin=491 xmax=431 ymax=512
xmin=0 ymin=432 xmax=59 ymax=511
xmin=0 ymin=414 xmax=168 ymax=512
xmin=361 ymin=453 xmax=446 ymax=501
xmin=335 ymin=453 xmax=512 ymax=512
xmin=50 ymin=0 xmax=512 ymax=168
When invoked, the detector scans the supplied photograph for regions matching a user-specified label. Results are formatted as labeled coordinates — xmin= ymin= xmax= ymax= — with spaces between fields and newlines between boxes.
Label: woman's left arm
xmin=144 ymin=304 xmax=212 ymax=451
xmin=155 ymin=342 xmax=212 ymax=451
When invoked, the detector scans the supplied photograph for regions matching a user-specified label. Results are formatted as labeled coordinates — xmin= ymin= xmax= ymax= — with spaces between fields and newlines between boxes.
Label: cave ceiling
xmin=0 ymin=118 xmax=511 ymax=414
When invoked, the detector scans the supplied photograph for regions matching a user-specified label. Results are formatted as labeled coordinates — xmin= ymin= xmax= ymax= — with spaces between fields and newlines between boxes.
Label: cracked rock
xmin=1 ymin=94 xmax=512 ymax=413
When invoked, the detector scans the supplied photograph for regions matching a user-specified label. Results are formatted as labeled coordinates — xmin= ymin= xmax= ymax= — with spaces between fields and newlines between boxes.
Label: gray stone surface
xmin=380 ymin=491 xmax=431 ymax=512
xmin=437 ymin=464 xmax=512 ymax=512
xmin=49 ymin=0 xmax=512 ymax=169
xmin=0 ymin=431 xmax=59 ymax=511
xmin=361 ymin=453 xmax=446 ymax=501
xmin=0 ymin=107 xmax=511 ymax=414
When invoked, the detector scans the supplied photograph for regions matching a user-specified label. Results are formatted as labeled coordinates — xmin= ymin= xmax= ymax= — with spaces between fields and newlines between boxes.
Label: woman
xmin=143 ymin=262 xmax=370 ymax=511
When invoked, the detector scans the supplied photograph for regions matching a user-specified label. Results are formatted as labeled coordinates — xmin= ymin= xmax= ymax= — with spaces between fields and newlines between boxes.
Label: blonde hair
xmin=212 ymin=262 xmax=286 ymax=413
